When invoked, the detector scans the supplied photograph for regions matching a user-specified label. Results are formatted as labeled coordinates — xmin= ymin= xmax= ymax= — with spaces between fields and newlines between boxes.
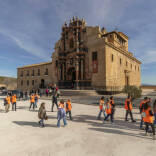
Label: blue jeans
xmin=98 ymin=110 xmax=106 ymax=119
xmin=154 ymin=113 xmax=156 ymax=125
xmin=35 ymin=100 xmax=38 ymax=108
xmin=57 ymin=109 xmax=67 ymax=127
xmin=39 ymin=119 xmax=44 ymax=126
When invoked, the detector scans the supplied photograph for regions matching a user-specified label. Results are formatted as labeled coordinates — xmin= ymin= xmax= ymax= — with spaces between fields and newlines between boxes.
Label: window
xmin=45 ymin=68 xmax=48 ymax=75
xmin=131 ymin=64 xmax=132 ymax=69
xmin=21 ymin=80 xmax=23 ymax=86
xmin=56 ymin=60 xmax=58 ymax=67
xmin=27 ymin=71 xmax=29 ymax=76
xmin=120 ymin=58 xmax=122 ymax=65
xmin=111 ymin=54 xmax=114 ymax=62
xmin=92 ymin=52 xmax=97 ymax=61
xmin=32 ymin=80 xmax=34 ymax=86
xmin=135 ymin=65 xmax=136 ymax=70
xmin=27 ymin=80 xmax=29 ymax=86
xmin=32 ymin=70 xmax=35 ymax=76
xmin=138 ymin=66 xmax=139 ymax=71
xmin=126 ymin=61 xmax=128 ymax=67
xmin=38 ymin=69 xmax=40 ymax=76
xmin=20 ymin=71 xmax=23 ymax=77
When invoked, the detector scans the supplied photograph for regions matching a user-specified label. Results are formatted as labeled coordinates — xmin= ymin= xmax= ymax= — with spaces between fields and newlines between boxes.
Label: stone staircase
xmin=59 ymin=89 xmax=100 ymax=97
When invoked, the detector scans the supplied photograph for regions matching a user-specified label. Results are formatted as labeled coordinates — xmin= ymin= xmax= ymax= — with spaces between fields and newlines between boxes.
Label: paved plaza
xmin=0 ymin=96 xmax=156 ymax=156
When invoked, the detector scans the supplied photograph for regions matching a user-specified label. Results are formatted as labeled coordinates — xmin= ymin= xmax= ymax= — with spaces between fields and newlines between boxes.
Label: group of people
xmin=2 ymin=87 xmax=156 ymax=140
xmin=97 ymin=95 xmax=156 ymax=140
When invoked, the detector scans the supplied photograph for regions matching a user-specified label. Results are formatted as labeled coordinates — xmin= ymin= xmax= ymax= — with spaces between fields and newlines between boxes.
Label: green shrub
xmin=123 ymin=85 xmax=142 ymax=99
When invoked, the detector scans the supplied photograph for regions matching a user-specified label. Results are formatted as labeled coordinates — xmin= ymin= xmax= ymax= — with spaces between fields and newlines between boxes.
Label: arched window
xmin=32 ymin=80 xmax=34 ymax=86
xmin=27 ymin=80 xmax=29 ymax=86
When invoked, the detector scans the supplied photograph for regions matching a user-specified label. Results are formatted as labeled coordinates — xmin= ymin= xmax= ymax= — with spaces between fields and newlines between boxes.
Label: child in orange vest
xmin=104 ymin=98 xmax=114 ymax=123
xmin=29 ymin=94 xmax=35 ymax=110
xmin=66 ymin=99 xmax=72 ymax=120
xmin=11 ymin=94 xmax=17 ymax=111
xmin=5 ymin=94 xmax=11 ymax=113
xmin=142 ymin=101 xmax=155 ymax=140
xmin=97 ymin=96 xmax=106 ymax=120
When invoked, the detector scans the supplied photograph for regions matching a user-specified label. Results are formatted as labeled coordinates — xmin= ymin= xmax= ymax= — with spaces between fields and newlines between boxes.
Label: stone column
xmin=81 ymin=59 xmax=84 ymax=80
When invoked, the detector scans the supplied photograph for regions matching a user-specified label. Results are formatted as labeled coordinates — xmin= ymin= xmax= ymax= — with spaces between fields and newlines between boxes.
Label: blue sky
xmin=0 ymin=0 xmax=156 ymax=84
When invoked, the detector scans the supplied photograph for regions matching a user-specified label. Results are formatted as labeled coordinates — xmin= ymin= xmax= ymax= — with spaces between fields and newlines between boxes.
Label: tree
xmin=123 ymin=85 xmax=142 ymax=100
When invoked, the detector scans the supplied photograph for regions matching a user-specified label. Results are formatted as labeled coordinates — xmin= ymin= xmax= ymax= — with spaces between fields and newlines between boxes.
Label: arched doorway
xmin=40 ymin=79 xmax=45 ymax=88
xmin=67 ymin=67 xmax=76 ymax=88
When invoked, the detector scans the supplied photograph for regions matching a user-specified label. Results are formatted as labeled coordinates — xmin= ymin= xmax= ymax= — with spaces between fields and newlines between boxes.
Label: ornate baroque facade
xmin=17 ymin=17 xmax=141 ymax=92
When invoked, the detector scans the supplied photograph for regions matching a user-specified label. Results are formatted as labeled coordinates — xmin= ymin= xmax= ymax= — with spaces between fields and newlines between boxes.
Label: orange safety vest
xmin=30 ymin=95 xmax=35 ymax=103
xmin=106 ymin=102 xmax=112 ymax=115
xmin=6 ymin=96 xmax=11 ymax=104
xmin=66 ymin=102 xmax=72 ymax=111
xmin=143 ymin=107 xmax=153 ymax=124
xmin=140 ymin=100 xmax=146 ymax=109
xmin=110 ymin=99 xmax=114 ymax=106
xmin=99 ymin=100 xmax=104 ymax=110
xmin=125 ymin=98 xmax=132 ymax=110
xmin=12 ymin=95 xmax=16 ymax=103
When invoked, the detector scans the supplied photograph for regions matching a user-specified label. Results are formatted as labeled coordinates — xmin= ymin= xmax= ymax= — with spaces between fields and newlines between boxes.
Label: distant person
xmin=11 ymin=94 xmax=17 ymax=111
xmin=139 ymin=97 xmax=148 ymax=129
xmin=143 ymin=101 xmax=156 ymax=140
xmin=66 ymin=99 xmax=73 ymax=120
xmin=104 ymin=98 xmax=114 ymax=123
xmin=34 ymin=93 xmax=39 ymax=108
xmin=38 ymin=103 xmax=48 ymax=127
xmin=110 ymin=96 xmax=115 ymax=122
xmin=57 ymin=100 xmax=67 ymax=127
xmin=51 ymin=84 xmax=58 ymax=112
xmin=5 ymin=94 xmax=11 ymax=113
xmin=97 ymin=96 xmax=106 ymax=120
xmin=29 ymin=94 xmax=35 ymax=110
xmin=46 ymin=88 xmax=49 ymax=97
xmin=153 ymin=100 xmax=156 ymax=126
xmin=125 ymin=95 xmax=136 ymax=122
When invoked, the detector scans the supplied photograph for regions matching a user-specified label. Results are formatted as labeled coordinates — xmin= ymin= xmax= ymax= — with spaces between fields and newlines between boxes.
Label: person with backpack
xmin=97 ymin=96 xmax=106 ymax=120
xmin=38 ymin=103 xmax=48 ymax=127
xmin=66 ymin=99 xmax=73 ymax=120
xmin=57 ymin=100 xmax=67 ymax=127
xmin=142 ymin=101 xmax=156 ymax=140
xmin=104 ymin=98 xmax=114 ymax=124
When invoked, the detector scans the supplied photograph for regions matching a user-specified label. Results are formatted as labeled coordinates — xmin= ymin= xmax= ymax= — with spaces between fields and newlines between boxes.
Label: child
xmin=97 ymin=96 xmax=106 ymax=120
xmin=66 ymin=99 xmax=72 ymax=120
xmin=38 ymin=103 xmax=48 ymax=127
xmin=104 ymin=98 xmax=114 ymax=123
xmin=57 ymin=100 xmax=67 ymax=127
xmin=142 ymin=101 xmax=155 ymax=140
xmin=5 ymin=94 xmax=11 ymax=113
xmin=11 ymin=94 xmax=17 ymax=111
xmin=29 ymin=94 xmax=35 ymax=110
xmin=110 ymin=96 xmax=115 ymax=121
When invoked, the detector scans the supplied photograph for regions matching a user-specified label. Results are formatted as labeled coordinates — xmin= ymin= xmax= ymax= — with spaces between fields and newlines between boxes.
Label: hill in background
xmin=0 ymin=76 xmax=17 ymax=90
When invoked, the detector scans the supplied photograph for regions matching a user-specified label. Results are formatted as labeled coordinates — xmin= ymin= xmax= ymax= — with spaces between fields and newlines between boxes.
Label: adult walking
xmin=125 ymin=95 xmax=136 ymax=122
xmin=51 ymin=84 xmax=58 ymax=112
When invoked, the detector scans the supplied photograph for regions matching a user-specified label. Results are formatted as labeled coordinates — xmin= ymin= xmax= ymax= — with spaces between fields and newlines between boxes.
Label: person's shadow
xmin=13 ymin=121 xmax=57 ymax=128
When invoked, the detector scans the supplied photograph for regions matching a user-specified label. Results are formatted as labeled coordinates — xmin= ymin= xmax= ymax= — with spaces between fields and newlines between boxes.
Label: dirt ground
xmin=0 ymin=96 xmax=156 ymax=156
